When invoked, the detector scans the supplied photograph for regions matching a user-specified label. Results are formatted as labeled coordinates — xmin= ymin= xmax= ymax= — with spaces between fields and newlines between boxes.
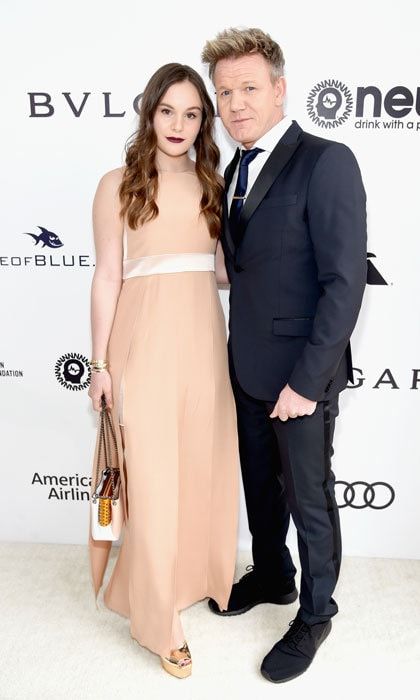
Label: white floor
xmin=1 ymin=543 xmax=419 ymax=700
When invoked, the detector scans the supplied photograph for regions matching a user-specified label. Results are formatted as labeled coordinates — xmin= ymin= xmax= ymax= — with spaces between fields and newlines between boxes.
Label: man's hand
xmin=270 ymin=384 xmax=317 ymax=421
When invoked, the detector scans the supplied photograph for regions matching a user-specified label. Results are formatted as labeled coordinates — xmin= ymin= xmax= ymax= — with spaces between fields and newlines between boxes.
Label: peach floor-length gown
xmin=88 ymin=170 xmax=239 ymax=658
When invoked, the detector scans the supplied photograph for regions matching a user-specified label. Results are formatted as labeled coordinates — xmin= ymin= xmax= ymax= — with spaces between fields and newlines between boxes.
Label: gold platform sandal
xmin=161 ymin=641 xmax=192 ymax=678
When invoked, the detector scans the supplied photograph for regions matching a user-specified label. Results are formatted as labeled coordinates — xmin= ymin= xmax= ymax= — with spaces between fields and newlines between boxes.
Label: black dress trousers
xmin=229 ymin=346 xmax=342 ymax=624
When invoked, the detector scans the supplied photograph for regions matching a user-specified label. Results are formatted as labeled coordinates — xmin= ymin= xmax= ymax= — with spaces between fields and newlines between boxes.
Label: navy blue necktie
xmin=229 ymin=147 xmax=263 ymax=246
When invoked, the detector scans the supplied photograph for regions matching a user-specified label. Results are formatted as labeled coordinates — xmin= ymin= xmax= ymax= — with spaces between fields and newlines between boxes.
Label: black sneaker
xmin=208 ymin=564 xmax=298 ymax=616
xmin=260 ymin=614 xmax=332 ymax=683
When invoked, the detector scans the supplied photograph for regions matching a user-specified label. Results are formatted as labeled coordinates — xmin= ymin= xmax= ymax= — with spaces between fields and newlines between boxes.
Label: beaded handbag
xmin=91 ymin=396 xmax=123 ymax=541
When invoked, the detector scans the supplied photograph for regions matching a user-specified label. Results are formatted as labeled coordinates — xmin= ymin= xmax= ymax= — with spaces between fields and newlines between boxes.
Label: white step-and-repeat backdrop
xmin=1 ymin=0 xmax=419 ymax=558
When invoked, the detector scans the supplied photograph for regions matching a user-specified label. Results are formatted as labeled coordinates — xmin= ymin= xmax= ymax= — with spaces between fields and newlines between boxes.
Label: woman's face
xmin=153 ymin=80 xmax=203 ymax=158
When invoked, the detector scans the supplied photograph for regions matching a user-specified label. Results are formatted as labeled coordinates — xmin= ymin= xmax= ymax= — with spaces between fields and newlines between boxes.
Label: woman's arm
xmin=88 ymin=168 xmax=124 ymax=410
xmin=215 ymin=172 xmax=229 ymax=286
xmin=215 ymin=239 xmax=229 ymax=286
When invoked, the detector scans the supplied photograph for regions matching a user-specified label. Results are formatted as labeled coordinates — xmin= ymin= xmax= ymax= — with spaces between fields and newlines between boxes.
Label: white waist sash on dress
xmin=123 ymin=253 xmax=215 ymax=279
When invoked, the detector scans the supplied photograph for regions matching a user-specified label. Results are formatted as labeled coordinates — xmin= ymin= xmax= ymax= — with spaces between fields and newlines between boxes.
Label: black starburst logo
xmin=307 ymin=79 xmax=353 ymax=128
xmin=55 ymin=352 xmax=91 ymax=391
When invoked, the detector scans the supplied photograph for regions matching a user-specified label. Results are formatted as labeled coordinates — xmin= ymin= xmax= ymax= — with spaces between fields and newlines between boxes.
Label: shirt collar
xmin=238 ymin=115 xmax=293 ymax=155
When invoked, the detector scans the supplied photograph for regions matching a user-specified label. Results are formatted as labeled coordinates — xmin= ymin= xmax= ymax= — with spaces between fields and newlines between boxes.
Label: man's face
xmin=214 ymin=53 xmax=286 ymax=148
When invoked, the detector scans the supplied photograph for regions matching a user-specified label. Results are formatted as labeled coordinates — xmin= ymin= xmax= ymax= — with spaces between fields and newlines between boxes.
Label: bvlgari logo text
xmin=27 ymin=91 xmax=144 ymax=117
xmin=348 ymin=368 xmax=420 ymax=389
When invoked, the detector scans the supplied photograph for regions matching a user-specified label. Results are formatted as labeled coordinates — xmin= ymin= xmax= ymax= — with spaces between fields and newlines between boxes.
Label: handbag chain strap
xmin=93 ymin=396 xmax=120 ymax=501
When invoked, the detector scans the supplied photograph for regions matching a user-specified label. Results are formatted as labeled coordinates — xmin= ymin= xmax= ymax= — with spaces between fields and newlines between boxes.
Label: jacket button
xmin=234 ymin=264 xmax=243 ymax=273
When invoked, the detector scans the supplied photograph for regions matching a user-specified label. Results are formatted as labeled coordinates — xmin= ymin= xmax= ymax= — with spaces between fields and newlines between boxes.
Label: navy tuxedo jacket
xmin=221 ymin=120 xmax=367 ymax=402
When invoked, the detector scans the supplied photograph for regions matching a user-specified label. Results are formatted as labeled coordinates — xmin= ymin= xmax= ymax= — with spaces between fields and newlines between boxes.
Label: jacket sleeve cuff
xmin=287 ymin=369 xmax=331 ymax=403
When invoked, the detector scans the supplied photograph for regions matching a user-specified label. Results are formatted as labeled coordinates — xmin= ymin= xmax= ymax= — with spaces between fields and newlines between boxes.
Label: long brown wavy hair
xmin=119 ymin=63 xmax=223 ymax=238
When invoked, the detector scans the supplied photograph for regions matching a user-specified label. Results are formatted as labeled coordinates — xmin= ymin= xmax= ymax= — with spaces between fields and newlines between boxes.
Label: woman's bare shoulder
xmin=93 ymin=168 xmax=126 ymax=209
xmin=97 ymin=166 xmax=125 ymax=190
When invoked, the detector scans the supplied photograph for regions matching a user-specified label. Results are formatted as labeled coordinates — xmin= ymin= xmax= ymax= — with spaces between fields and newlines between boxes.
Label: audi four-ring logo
xmin=335 ymin=481 xmax=395 ymax=510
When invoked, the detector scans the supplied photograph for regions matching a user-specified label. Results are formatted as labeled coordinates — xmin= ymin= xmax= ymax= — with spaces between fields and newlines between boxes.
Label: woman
xmin=87 ymin=63 xmax=239 ymax=678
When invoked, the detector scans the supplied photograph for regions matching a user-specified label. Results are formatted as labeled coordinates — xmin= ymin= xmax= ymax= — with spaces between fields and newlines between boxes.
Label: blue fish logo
xmin=23 ymin=226 xmax=64 ymax=248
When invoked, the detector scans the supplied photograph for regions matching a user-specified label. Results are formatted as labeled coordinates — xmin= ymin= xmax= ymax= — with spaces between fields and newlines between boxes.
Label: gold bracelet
xmin=90 ymin=360 xmax=108 ymax=371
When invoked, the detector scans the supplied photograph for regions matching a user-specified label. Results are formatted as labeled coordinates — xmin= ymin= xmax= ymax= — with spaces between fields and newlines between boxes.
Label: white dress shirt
xmin=227 ymin=115 xmax=293 ymax=212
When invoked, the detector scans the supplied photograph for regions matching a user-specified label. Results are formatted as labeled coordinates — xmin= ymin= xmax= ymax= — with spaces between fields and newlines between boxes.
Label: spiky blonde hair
xmin=201 ymin=27 xmax=285 ymax=82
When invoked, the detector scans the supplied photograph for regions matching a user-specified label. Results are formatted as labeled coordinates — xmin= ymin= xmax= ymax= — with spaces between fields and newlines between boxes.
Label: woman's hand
xmin=215 ymin=240 xmax=230 ymax=286
xmin=88 ymin=369 xmax=113 ymax=411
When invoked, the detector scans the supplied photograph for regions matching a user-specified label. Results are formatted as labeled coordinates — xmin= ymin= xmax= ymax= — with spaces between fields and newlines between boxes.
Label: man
xmin=202 ymin=28 xmax=367 ymax=683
